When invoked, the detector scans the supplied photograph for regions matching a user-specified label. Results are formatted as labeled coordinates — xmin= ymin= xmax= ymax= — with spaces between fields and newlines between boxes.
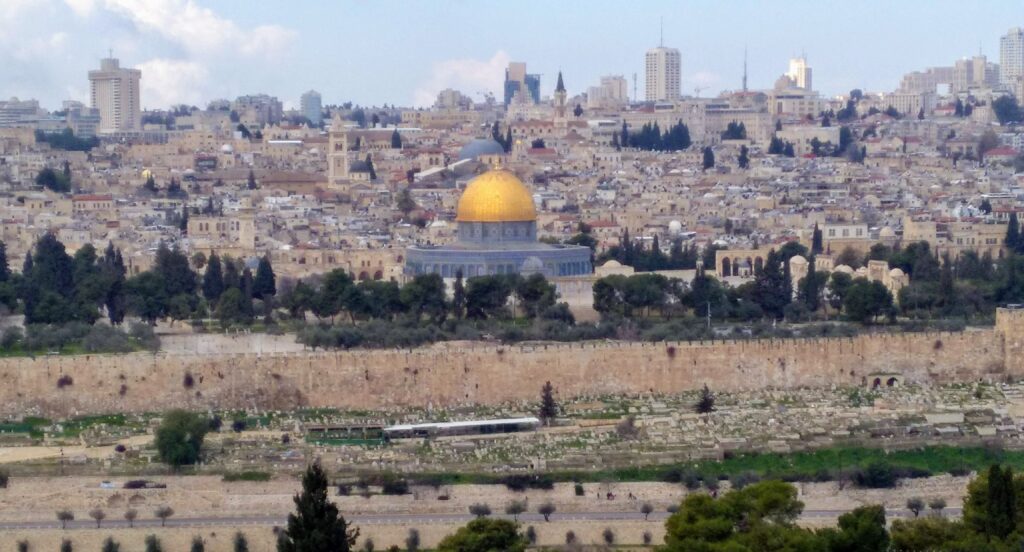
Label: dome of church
xmin=458 ymin=138 xmax=505 ymax=161
xmin=668 ymin=220 xmax=683 ymax=235
xmin=456 ymin=169 xmax=537 ymax=222
xmin=879 ymin=226 xmax=896 ymax=238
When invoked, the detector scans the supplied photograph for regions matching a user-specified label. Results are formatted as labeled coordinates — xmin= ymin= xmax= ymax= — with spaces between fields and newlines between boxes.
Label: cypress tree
xmin=452 ymin=270 xmax=466 ymax=319
xmin=253 ymin=254 xmax=276 ymax=300
xmin=1007 ymin=213 xmax=1021 ymax=252
xmin=202 ymin=253 xmax=225 ymax=302
xmin=811 ymin=223 xmax=824 ymax=254
xmin=0 ymin=240 xmax=9 ymax=282
xmin=702 ymin=146 xmax=715 ymax=171
xmin=538 ymin=381 xmax=558 ymax=426
xmin=278 ymin=461 xmax=358 ymax=552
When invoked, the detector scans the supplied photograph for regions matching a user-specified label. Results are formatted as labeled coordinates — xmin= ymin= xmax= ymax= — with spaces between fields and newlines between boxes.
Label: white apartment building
xmin=88 ymin=57 xmax=141 ymax=133
xmin=645 ymin=46 xmax=681 ymax=102
xmin=587 ymin=75 xmax=629 ymax=108
xmin=1001 ymin=27 xmax=1024 ymax=86
xmin=786 ymin=57 xmax=813 ymax=90
xmin=300 ymin=90 xmax=322 ymax=126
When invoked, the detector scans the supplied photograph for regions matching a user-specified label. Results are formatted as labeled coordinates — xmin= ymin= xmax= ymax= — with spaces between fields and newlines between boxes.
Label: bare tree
xmin=640 ymin=502 xmax=654 ymax=520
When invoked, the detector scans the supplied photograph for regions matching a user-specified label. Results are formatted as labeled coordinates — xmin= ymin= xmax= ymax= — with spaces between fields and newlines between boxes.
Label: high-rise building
xmin=503 ymin=62 xmax=541 ymax=105
xmin=88 ymin=57 xmax=141 ymax=133
xmin=0 ymin=97 xmax=42 ymax=128
xmin=300 ymin=90 xmax=322 ymax=126
xmin=645 ymin=46 xmax=681 ymax=102
xmin=786 ymin=57 xmax=812 ymax=91
xmin=233 ymin=94 xmax=283 ymax=126
xmin=587 ymin=75 xmax=629 ymax=108
xmin=1000 ymin=27 xmax=1024 ymax=86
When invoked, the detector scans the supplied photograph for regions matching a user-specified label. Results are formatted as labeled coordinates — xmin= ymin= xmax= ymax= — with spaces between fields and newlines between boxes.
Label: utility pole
xmin=706 ymin=301 xmax=711 ymax=330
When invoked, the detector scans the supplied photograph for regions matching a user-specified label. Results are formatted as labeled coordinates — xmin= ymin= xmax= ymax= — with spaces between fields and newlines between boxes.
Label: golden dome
xmin=455 ymin=169 xmax=537 ymax=222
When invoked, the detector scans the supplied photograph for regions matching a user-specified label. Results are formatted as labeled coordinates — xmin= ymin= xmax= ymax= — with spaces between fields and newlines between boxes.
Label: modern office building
xmin=1001 ymin=27 xmax=1024 ymax=86
xmin=786 ymin=57 xmax=813 ymax=91
xmin=0 ymin=98 xmax=41 ymax=128
xmin=645 ymin=46 xmax=681 ymax=102
xmin=300 ymin=90 xmax=322 ymax=127
xmin=503 ymin=62 xmax=541 ymax=105
xmin=88 ymin=57 xmax=141 ymax=133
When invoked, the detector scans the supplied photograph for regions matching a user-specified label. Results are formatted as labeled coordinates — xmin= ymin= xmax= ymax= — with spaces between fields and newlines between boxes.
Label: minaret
xmin=742 ymin=46 xmax=748 ymax=93
xmin=554 ymin=71 xmax=568 ymax=128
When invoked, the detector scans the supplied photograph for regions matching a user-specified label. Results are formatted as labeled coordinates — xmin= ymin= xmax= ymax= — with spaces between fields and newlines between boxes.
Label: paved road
xmin=0 ymin=508 xmax=962 ymax=531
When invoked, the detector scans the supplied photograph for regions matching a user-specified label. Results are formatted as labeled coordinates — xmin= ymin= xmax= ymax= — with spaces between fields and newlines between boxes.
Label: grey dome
xmin=459 ymin=138 xmax=504 ymax=161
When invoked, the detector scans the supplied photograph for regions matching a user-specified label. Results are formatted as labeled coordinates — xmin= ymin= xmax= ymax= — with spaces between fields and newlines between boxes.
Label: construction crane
xmin=694 ymin=86 xmax=707 ymax=98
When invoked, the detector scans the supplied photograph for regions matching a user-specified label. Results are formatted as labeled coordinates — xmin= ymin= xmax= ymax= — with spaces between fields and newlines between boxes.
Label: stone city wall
xmin=1 ymin=309 xmax=1021 ymax=417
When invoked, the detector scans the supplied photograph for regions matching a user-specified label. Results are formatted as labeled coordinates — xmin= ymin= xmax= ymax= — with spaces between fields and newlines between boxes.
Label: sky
xmin=0 ymin=0 xmax=1019 ymax=111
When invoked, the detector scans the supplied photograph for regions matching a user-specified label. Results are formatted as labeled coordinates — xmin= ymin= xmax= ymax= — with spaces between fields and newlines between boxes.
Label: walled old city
xmin=4 ymin=3 xmax=1024 ymax=551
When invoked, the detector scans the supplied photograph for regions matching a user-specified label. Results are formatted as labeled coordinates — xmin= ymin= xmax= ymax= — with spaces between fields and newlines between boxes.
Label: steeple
xmin=555 ymin=71 xmax=565 ymax=93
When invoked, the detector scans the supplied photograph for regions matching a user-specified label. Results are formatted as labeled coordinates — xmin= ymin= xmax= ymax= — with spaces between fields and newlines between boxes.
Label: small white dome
xmin=789 ymin=255 xmax=808 ymax=265
xmin=834 ymin=265 xmax=854 ymax=274
xmin=879 ymin=226 xmax=895 ymax=238
xmin=668 ymin=220 xmax=683 ymax=234
xmin=220 ymin=144 xmax=234 ymax=153
xmin=602 ymin=260 xmax=622 ymax=268
xmin=889 ymin=268 xmax=905 ymax=278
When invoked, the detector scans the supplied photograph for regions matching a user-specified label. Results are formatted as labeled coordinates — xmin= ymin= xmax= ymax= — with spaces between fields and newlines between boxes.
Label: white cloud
xmin=413 ymin=50 xmax=511 ymax=107
xmin=101 ymin=0 xmax=294 ymax=58
xmin=136 ymin=58 xmax=207 ymax=108
xmin=0 ymin=0 xmax=48 ymax=40
xmin=63 ymin=0 xmax=97 ymax=17
xmin=690 ymin=71 xmax=722 ymax=93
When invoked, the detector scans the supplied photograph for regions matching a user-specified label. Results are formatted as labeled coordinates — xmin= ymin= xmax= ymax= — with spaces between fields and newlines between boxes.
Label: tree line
xmin=617 ymin=120 xmax=692 ymax=152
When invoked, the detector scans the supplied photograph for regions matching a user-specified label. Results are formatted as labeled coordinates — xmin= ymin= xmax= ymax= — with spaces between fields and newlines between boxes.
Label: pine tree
xmin=391 ymin=128 xmax=402 ymax=149
xmin=538 ymin=381 xmax=558 ymax=426
xmin=620 ymin=121 xmax=629 ymax=148
xmin=278 ymin=461 xmax=358 ymax=552
xmin=247 ymin=170 xmax=257 ymax=190
xmin=503 ymin=127 xmax=512 ymax=153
